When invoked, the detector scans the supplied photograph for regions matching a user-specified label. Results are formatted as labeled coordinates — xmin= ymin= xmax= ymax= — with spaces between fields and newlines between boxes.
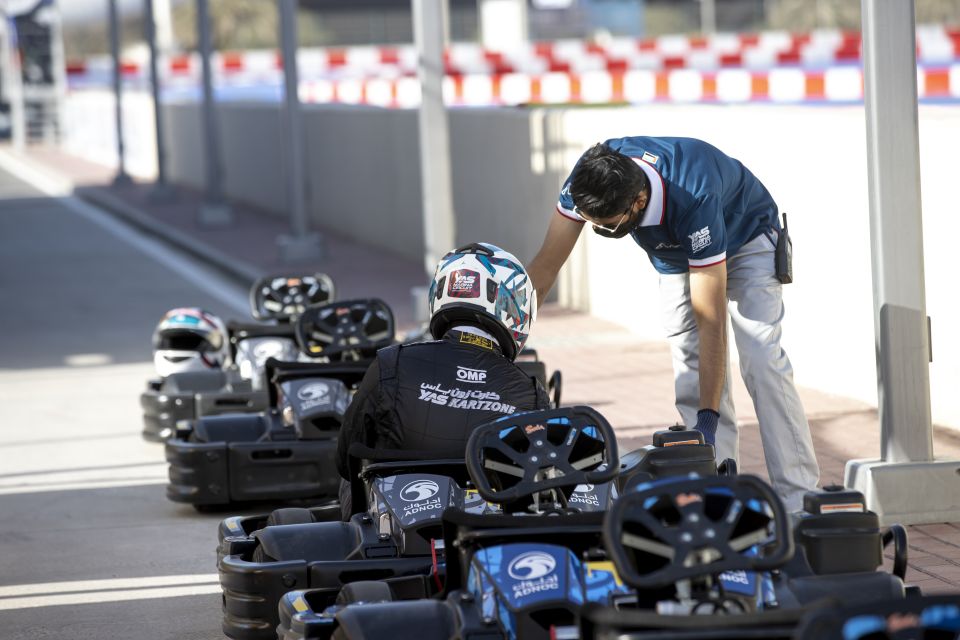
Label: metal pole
xmin=196 ymin=0 xmax=231 ymax=224
xmin=144 ymin=0 xmax=173 ymax=200
xmin=699 ymin=0 xmax=716 ymax=35
xmin=844 ymin=0 xmax=960 ymax=526
xmin=412 ymin=0 xmax=456 ymax=278
xmin=863 ymin=0 xmax=931 ymax=464
xmin=153 ymin=0 xmax=176 ymax=52
xmin=108 ymin=0 xmax=131 ymax=184
xmin=276 ymin=0 xmax=321 ymax=262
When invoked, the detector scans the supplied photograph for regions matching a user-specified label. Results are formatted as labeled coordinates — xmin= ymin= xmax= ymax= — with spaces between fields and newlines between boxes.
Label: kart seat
xmin=255 ymin=522 xmax=361 ymax=562
xmin=335 ymin=600 xmax=455 ymax=640
xmin=192 ymin=413 xmax=272 ymax=443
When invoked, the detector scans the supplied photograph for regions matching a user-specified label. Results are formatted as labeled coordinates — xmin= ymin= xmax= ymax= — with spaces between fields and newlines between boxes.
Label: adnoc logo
xmin=400 ymin=479 xmax=440 ymax=502
xmin=297 ymin=382 xmax=330 ymax=403
xmin=508 ymin=551 xmax=557 ymax=580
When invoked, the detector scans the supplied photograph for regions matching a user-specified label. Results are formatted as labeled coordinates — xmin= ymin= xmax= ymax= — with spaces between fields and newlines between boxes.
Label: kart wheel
xmin=266 ymin=508 xmax=314 ymax=526
xmin=335 ymin=581 xmax=393 ymax=605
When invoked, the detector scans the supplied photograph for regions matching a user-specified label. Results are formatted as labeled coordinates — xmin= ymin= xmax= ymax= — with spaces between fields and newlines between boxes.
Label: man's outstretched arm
xmin=527 ymin=213 xmax=584 ymax=307
xmin=689 ymin=261 xmax=728 ymax=440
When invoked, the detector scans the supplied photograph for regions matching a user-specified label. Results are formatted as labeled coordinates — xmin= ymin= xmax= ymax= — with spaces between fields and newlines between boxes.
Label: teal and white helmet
xmin=152 ymin=307 xmax=229 ymax=376
xmin=428 ymin=243 xmax=536 ymax=360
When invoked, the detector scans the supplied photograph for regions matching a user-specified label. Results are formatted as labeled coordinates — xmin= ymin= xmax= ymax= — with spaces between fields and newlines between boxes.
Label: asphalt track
xmin=0 ymin=164 xmax=253 ymax=639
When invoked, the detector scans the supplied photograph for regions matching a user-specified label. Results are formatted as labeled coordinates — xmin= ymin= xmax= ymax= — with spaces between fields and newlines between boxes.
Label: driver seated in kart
xmin=335 ymin=243 xmax=551 ymax=516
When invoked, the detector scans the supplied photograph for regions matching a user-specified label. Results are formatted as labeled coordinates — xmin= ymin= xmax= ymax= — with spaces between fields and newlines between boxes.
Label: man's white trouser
xmin=659 ymin=230 xmax=820 ymax=511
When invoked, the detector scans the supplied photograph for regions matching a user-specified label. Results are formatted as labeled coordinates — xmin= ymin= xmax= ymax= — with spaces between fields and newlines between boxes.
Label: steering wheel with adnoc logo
xmin=465 ymin=406 xmax=619 ymax=508
xmin=295 ymin=298 xmax=395 ymax=361
xmin=603 ymin=474 xmax=793 ymax=589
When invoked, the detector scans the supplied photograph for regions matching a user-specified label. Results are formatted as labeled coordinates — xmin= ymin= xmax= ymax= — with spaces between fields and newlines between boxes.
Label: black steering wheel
xmin=249 ymin=273 xmax=335 ymax=322
xmin=294 ymin=298 xmax=395 ymax=361
xmin=465 ymin=406 xmax=619 ymax=507
xmin=603 ymin=474 xmax=793 ymax=589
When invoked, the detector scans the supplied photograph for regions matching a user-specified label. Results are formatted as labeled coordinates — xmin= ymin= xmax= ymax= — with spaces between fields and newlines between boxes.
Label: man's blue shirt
xmin=557 ymin=137 xmax=779 ymax=274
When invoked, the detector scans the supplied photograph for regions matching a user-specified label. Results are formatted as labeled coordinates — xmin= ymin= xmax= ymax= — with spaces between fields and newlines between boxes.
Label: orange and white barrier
xmin=66 ymin=25 xmax=960 ymax=105
xmin=297 ymin=66 xmax=960 ymax=106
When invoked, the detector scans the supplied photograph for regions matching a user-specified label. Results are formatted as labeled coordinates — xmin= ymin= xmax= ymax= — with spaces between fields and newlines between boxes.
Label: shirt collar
xmin=632 ymin=157 xmax=665 ymax=227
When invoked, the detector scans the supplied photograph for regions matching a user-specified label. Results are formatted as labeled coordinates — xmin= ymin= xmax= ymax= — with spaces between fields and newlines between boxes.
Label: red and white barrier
xmin=296 ymin=65 xmax=959 ymax=106
xmin=66 ymin=25 xmax=960 ymax=105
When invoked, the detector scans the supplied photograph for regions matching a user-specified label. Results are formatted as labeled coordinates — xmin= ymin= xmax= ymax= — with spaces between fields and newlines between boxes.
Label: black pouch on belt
xmin=775 ymin=212 xmax=793 ymax=284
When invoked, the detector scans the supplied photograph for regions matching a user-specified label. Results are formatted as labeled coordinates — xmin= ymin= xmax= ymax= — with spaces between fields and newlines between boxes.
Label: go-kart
xmin=141 ymin=273 xmax=335 ymax=441
xmin=219 ymin=406 xmax=621 ymax=640
xmin=795 ymin=594 xmax=960 ymax=640
xmin=165 ymin=298 xmax=396 ymax=508
xmin=282 ymin=446 xmax=916 ymax=640
xmin=575 ymin=476 xmax=912 ymax=640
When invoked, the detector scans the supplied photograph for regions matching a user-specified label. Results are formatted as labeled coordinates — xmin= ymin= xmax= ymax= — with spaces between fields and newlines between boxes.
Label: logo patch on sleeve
xmin=688 ymin=226 xmax=712 ymax=253
xmin=448 ymin=269 xmax=481 ymax=298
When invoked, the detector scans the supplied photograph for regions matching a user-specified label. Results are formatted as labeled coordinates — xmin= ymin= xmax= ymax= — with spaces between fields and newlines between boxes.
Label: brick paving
xmin=15 ymin=144 xmax=960 ymax=594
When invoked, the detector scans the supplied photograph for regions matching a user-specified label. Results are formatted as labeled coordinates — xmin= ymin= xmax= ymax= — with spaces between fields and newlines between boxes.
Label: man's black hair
xmin=570 ymin=143 xmax=648 ymax=221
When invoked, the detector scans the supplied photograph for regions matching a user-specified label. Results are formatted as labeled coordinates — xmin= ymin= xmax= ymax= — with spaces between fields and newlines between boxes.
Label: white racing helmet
xmin=428 ymin=243 xmax=536 ymax=360
xmin=151 ymin=307 xmax=229 ymax=377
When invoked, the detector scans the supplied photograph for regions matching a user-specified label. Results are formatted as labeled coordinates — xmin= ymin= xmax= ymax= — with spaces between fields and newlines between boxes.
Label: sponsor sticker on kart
xmin=663 ymin=439 xmax=701 ymax=447
xmin=447 ymin=269 xmax=481 ymax=298
xmin=507 ymin=551 xmax=560 ymax=599
xmin=819 ymin=502 xmax=865 ymax=514
xmin=718 ymin=569 xmax=758 ymax=596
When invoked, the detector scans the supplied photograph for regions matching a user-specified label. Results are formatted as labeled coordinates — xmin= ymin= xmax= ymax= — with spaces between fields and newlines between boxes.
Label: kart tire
xmin=266 ymin=508 xmax=314 ymax=526
xmin=335 ymin=581 xmax=393 ymax=606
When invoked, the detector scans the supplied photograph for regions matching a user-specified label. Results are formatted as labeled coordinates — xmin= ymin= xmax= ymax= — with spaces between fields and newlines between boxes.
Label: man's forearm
xmin=696 ymin=313 xmax=726 ymax=411
xmin=689 ymin=264 xmax=728 ymax=412
xmin=527 ymin=259 xmax=558 ymax=308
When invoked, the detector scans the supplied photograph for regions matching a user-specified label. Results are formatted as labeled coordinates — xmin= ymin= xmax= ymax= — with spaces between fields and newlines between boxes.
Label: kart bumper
xmin=141 ymin=385 xmax=269 ymax=442
xmin=140 ymin=386 xmax=194 ymax=442
xmin=220 ymin=553 xmax=435 ymax=640
xmin=165 ymin=438 xmax=340 ymax=506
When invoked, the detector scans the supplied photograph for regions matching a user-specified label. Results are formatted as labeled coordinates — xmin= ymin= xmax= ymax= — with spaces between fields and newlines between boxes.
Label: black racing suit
xmin=335 ymin=329 xmax=551 ymax=484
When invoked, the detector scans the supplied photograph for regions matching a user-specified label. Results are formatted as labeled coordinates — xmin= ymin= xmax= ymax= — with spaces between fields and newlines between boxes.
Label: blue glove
xmin=695 ymin=409 xmax=720 ymax=446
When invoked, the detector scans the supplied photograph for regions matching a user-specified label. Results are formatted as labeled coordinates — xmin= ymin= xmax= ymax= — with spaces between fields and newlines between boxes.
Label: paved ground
xmin=0 ymin=143 xmax=958 ymax=639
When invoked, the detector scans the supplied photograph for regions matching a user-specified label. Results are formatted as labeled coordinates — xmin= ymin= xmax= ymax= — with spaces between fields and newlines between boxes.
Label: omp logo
xmin=297 ymin=382 xmax=330 ymax=402
xmin=400 ymin=480 xmax=440 ymax=502
xmin=572 ymin=484 xmax=595 ymax=493
xmin=508 ymin=552 xmax=557 ymax=580
xmin=456 ymin=366 xmax=487 ymax=384
xmin=688 ymin=226 xmax=712 ymax=253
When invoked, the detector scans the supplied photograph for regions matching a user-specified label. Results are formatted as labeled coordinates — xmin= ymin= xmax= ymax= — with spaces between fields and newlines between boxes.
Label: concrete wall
xmin=62 ymin=91 xmax=960 ymax=430
xmin=163 ymin=102 xmax=567 ymax=268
